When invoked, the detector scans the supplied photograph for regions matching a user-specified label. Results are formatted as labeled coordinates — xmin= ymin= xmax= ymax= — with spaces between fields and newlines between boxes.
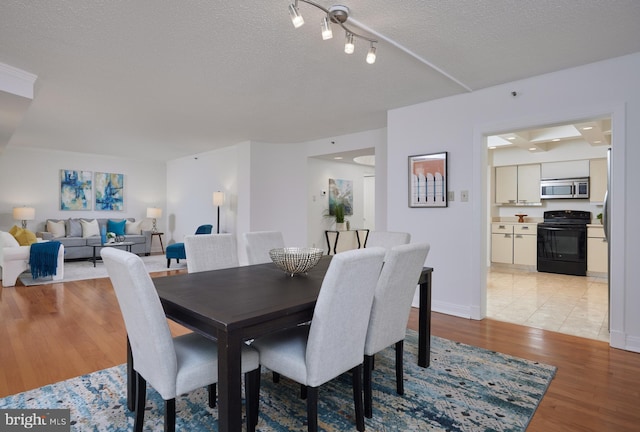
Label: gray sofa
xmin=37 ymin=218 xmax=151 ymax=260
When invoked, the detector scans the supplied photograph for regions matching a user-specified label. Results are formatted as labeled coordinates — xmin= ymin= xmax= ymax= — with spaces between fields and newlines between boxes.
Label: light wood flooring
xmin=1 ymin=269 xmax=639 ymax=431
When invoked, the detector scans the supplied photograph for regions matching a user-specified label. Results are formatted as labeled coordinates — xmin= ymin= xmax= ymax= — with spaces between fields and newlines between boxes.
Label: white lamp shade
xmin=13 ymin=207 xmax=35 ymax=221
xmin=146 ymin=207 xmax=162 ymax=218
xmin=213 ymin=191 xmax=225 ymax=206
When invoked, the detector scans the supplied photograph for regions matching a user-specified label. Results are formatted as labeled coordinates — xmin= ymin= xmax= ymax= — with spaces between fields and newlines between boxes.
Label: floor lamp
xmin=213 ymin=191 xmax=225 ymax=234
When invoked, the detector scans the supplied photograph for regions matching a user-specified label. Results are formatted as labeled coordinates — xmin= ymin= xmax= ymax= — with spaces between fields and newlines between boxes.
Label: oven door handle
xmin=539 ymin=226 xmax=583 ymax=232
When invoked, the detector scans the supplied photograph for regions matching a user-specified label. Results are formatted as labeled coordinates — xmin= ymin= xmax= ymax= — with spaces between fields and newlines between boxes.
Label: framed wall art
xmin=408 ymin=152 xmax=448 ymax=208
xmin=328 ymin=178 xmax=353 ymax=216
xmin=60 ymin=169 xmax=92 ymax=210
xmin=95 ymin=172 xmax=124 ymax=211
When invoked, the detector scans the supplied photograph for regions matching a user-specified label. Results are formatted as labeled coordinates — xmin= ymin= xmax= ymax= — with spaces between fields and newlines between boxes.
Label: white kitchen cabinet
xmin=541 ymin=160 xmax=590 ymax=179
xmin=495 ymin=164 xmax=541 ymax=205
xmin=590 ymin=158 xmax=607 ymax=203
xmin=491 ymin=223 xmax=513 ymax=264
xmin=491 ymin=223 xmax=537 ymax=266
xmin=587 ymin=225 xmax=608 ymax=273
xmin=513 ymin=224 xmax=537 ymax=265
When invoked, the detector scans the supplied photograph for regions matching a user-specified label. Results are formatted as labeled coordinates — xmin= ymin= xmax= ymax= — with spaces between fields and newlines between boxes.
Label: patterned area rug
xmin=18 ymin=254 xmax=185 ymax=286
xmin=0 ymin=331 xmax=556 ymax=431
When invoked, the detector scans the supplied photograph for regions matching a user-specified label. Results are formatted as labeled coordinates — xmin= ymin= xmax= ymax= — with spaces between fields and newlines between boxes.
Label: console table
xmin=324 ymin=228 xmax=369 ymax=255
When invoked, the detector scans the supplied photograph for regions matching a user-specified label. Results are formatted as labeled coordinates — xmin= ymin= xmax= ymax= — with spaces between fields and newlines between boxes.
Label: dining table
xmin=126 ymin=256 xmax=433 ymax=432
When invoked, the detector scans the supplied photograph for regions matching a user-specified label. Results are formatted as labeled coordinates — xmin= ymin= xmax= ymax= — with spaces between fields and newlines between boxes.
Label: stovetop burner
xmin=541 ymin=210 xmax=591 ymax=225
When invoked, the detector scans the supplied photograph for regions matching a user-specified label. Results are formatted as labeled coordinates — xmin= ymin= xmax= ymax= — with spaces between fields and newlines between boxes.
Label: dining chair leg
xmin=134 ymin=372 xmax=146 ymax=432
xmin=208 ymin=383 xmax=216 ymax=408
xmin=352 ymin=365 xmax=365 ymax=432
xmin=245 ymin=368 xmax=261 ymax=432
xmin=363 ymin=355 xmax=374 ymax=418
xmin=272 ymin=371 xmax=280 ymax=383
xmin=306 ymin=386 xmax=318 ymax=432
xmin=395 ymin=340 xmax=404 ymax=395
xmin=166 ymin=258 xmax=171 ymax=268
xmin=300 ymin=384 xmax=307 ymax=399
xmin=164 ymin=398 xmax=176 ymax=432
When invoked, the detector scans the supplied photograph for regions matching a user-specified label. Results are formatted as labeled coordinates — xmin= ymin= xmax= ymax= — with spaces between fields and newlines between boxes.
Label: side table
xmin=150 ymin=232 xmax=165 ymax=254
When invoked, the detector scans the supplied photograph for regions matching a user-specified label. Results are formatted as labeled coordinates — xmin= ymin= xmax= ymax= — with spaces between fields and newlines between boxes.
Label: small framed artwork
xmin=95 ymin=172 xmax=124 ymax=211
xmin=408 ymin=152 xmax=448 ymax=208
xmin=60 ymin=169 xmax=92 ymax=210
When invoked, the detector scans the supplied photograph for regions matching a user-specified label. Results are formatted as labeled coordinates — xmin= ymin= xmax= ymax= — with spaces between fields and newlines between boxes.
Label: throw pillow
xmin=47 ymin=220 xmax=66 ymax=238
xmin=107 ymin=219 xmax=126 ymax=236
xmin=0 ymin=230 xmax=20 ymax=248
xmin=80 ymin=219 xmax=100 ymax=238
xmin=125 ymin=220 xmax=142 ymax=235
xmin=9 ymin=226 xmax=37 ymax=246
xmin=66 ymin=218 xmax=83 ymax=237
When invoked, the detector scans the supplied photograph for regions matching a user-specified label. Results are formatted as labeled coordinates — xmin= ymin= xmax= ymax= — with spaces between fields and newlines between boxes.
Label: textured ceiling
xmin=1 ymin=1 xmax=639 ymax=161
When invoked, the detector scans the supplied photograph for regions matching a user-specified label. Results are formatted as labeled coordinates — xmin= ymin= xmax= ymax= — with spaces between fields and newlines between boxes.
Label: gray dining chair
xmin=243 ymin=231 xmax=285 ymax=265
xmin=365 ymin=231 xmax=411 ymax=249
xmin=363 ymin=242 xmax=430 ymax=418
xmin=184 ymin=233 xmax=239 ymax=273
xmin=101 ymin=247 xmax=260 ymax=432
xmin=251 ymin=247 xmax=386 ymax=432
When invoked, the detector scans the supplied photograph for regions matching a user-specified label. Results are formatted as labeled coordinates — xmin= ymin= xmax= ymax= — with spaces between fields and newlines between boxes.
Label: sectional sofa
xmin=37 ymin=218 xmax=151 ymax=260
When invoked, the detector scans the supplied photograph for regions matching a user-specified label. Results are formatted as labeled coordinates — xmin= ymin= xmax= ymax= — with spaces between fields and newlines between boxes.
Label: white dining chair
xmin=365 ymin=231 xmax=411 ymax=249
xmin=101 ymin=247 xmax=260 ymax=432
xmin=251 ymin=247 xmax=386 ymax=432
xmin=243 ymin=231 xmax=285 ymax=265
xmin=184 ymin=233 xmax=239 ymax=273
xmin=363 ymin=242 xmax=430 ymax=418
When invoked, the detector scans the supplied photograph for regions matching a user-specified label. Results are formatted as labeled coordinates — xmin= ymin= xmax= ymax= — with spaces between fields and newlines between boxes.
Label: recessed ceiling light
xmin=594 ymin=140 xmax=602 ymax=144
xmin=552 ymin=138 xmax=561 ymax=142
xmin=334 ymin=156 xmax=343 ymax=160
xmin=488 ymin=146 xmax=497 ymax=150
xmin=529 ymin=147 xmax=537 ymax=151
xmin=507 ymin=137 xmax=516 ymax=140
xmin=353 ymin=155 xmax=375 ymax=166
xmin=582 ymin=126 xmax=593 ymax=130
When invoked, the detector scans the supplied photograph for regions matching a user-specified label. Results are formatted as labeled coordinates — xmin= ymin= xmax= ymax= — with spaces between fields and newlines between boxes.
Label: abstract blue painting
xmin=94 ymin=172 xmax=124 ymax=211
xmin=60 ymin=170 xmax=92 ymax=210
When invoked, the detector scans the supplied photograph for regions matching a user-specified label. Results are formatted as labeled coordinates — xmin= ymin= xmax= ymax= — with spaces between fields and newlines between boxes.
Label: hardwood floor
xmin=1 ymin=272 xmax=639 ymax=431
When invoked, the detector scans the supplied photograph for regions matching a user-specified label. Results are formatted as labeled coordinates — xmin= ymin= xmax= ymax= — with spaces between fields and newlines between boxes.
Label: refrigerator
xmin=603 ymin=147 xmax=611 ymax=328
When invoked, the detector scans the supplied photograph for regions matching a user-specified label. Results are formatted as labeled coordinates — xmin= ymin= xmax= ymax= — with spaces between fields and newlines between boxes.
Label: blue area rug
xmin=0 ymin=330 xmax=556 ymax=431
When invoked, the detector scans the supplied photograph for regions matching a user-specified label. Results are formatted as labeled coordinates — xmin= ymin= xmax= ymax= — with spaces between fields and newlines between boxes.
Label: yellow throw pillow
xmin=9 ymin=225 xmax=38 ymax=246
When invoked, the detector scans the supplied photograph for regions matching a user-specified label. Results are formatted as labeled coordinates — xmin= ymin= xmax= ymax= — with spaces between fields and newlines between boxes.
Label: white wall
xmin=388 ymin=52 xmax=640 ymax=352
xmin=0 ymin=147 xmax=166 ymax=250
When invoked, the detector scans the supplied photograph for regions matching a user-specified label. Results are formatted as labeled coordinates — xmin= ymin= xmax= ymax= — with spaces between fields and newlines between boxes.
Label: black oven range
xmin=537 ymin=210 xmax=591 ymax=276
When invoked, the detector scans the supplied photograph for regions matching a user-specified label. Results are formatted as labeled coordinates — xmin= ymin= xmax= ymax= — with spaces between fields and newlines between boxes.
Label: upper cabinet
xmin=495 ymin=164 xmax=541 ymax=205
xmin=590 ymin=158 xmax=607 ymax=203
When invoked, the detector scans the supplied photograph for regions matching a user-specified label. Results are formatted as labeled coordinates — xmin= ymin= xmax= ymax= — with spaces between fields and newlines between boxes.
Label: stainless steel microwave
xmin=540 ymin=178 xmax=589 ymax=199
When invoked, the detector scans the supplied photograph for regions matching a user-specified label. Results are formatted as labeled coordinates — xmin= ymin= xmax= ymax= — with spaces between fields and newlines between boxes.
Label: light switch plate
xmin=461 ymin=190 xmax=469 ymax=202
xmin=448 ymin=191 xmax=455 ymax=201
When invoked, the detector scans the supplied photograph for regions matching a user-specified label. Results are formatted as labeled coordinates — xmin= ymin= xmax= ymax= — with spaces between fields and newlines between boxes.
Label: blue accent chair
xmin=166 ymin=224 xmax=213 ymax=268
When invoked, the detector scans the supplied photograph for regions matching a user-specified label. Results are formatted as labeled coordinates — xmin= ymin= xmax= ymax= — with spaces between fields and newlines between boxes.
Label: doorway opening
xmin=485 ymin=117 xmax=610 ymax=341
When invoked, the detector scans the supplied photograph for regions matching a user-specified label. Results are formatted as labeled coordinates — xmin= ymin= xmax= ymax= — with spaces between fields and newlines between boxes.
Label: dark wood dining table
xmin=127 ymin=256 xmax=433 ymax=432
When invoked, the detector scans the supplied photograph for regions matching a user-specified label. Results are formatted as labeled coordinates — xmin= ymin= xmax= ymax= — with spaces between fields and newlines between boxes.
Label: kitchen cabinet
xmin=491 ymin=223 xmax=513 ymax=264
xmin=590 ymin=158 xmax=607 ymax=203
xmin=495 ymin=164 xmax=541 ymax=205
xmin=513 ymin=224 xmax=537 ymax=265
xmin=587 ymin=225 xmax=608 ymax=273
xmin=541 ymin=160 xmax=590 ymax=179
xmin=491 ymin=223 xmax=537 ymax=265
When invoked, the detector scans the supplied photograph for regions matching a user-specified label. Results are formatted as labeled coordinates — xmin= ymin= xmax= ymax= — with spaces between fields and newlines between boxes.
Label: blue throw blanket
xmin=29 ymin=241 xmax=62 ymax=279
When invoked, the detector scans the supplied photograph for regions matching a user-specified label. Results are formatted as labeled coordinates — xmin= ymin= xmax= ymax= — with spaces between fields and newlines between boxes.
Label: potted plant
xmin=334 ymin=202 xmax=345 ymax=230
xmin=106 ymin=231 xmax=116 ymax=243
xmin=596 ymin=213 xmax=603 ymax=224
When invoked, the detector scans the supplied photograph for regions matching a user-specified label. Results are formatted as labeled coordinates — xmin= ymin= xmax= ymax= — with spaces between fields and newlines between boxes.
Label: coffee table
xmin=91 ymin=242 xmax=134 ymax=267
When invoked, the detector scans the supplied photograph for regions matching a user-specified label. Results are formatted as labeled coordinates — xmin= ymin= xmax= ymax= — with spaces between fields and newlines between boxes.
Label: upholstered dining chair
xmin=365 ymin=231 xmax=411 ymax=249
xmin=101 ymin=247 xmax=260 ymax=432
xmin=243 ymin=231 xmax=285 ymax=265
xmin=251 ymin=247 xmax=386 ymax=432
xmin=165 ymin=224 xmax=212 ymax=268
xmin=184 ymin=233 xmax=238 ymax=273
xmin=362 ymin=242 xmax=430 ymax=418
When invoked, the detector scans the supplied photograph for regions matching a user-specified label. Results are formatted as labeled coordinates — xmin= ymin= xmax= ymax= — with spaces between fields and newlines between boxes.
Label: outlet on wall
xmin=461 ymin=190 xmax=469 ymax=202
xmin=448 ymin=191 xmax=455 ymax=201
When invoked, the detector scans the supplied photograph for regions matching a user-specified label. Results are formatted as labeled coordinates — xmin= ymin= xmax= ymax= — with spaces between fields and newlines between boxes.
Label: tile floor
xmin=487 ymin=266 xmax=609 ymax=342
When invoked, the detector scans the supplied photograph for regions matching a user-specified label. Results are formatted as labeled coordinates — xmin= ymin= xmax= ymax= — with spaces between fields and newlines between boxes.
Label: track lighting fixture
xmin=288 ymin=0 xmax=378 ymax=64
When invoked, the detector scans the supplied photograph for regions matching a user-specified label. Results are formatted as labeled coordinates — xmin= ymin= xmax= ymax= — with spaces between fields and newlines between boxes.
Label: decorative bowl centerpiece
xmin=269 ymin=247 xmax=324 ymax=277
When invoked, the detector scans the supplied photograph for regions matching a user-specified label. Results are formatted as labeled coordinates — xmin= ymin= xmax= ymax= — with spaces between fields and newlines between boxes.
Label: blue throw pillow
xmin=107 ymin=219 xmax=126 ymax=236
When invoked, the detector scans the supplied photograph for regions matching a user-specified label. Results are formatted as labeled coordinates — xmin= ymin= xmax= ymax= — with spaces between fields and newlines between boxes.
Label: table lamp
xmin=13 ymin=206 xmax=35 ymax=229
xmin=213 ymin=191 xmax=225 ymax=234
xmin=146 ymin=207 xmax=162 ymax=233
